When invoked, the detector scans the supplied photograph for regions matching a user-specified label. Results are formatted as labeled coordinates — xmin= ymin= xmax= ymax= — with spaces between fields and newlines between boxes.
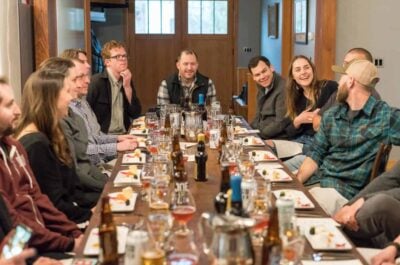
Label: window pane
xmin=135 ymin=0 xmax=175 ymax=34
xmin=149 ymin=1 xmax=161 ymax=34
xmin=201 ymin=1 xmax=214 ymax=34
xmin=135 ymin=1 xmax=148 ymax=34
xmin=161 ymin=1 xmax=175 ymax=34
xmin=215 ymin=1 xmax=228 ymax=34
xmin=188 ymin=0 xmax=228 ymax=34
xmin=188 ymin=1 xmax=201 ymax=34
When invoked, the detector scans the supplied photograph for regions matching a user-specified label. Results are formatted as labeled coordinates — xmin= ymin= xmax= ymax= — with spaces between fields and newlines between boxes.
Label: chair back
xmin=370 ymin=143 xmax=392 ymax=182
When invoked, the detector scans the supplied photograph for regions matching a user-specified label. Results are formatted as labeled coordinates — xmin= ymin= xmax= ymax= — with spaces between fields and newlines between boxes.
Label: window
xmin=188 ymin=0 xmax=228 ymax=34
xmin=135 ymin=0 xmax=175 ymax=34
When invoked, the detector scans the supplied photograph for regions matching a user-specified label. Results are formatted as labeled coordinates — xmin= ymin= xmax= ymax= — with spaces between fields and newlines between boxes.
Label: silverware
xmin=302 ymin=252 xmax=355 ymax=261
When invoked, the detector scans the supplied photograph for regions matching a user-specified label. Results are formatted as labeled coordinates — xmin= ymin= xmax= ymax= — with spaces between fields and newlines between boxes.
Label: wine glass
xmin=170 ymin=188 xmax=196 ymax=232
xmin=145 ymin=112 xmax=159 ymax=131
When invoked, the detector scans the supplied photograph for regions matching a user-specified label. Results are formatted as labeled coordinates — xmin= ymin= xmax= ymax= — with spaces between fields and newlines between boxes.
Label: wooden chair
xmin=370 ymin=143 xmax=392 ymax=182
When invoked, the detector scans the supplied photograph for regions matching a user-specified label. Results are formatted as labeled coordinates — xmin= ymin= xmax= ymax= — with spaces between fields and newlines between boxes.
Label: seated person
xmin=0 ymin=77 xmax=82 ymax=254
xmin=157 ymin=49 xmax=217 ymax=106
xmin=333 ymin=161 xmax=400 ymax=249
xmin=247 ymin=56 xmax=287 ymax=139
xmin=87 ymin=40 xmax=142 ymax=134
xmin=313 ymin=47 xmax=381 ymax=131
xmin=15 ymin=60 xmax=93 ymax=224
xmin=284 ymin=55 xmax=337 ymax=151
xmin=62 ymin=49 xmax=137 ymax=166
xmin=296 ymin=59 xmax=400 ymax=215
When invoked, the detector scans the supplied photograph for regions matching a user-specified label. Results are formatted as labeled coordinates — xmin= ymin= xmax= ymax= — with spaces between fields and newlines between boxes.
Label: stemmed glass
xmin=170 ymin=188 xmax=196 ymax=232
xmin=145 ymin=112 xmax=159 ymax=131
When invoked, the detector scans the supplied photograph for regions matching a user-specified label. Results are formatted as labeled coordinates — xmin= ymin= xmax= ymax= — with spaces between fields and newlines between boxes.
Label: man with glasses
xmin=87 ymin=40 xmax=142 ymax=134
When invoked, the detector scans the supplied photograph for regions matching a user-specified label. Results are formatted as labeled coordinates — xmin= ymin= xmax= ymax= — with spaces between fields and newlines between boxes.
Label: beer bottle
xmin=99 ymin=197 xmax=118 ymax=265
xmin=164 ymin=112 xmax=171 ymax=129
xmin=262 ymin=206 xmax=282 ymax=265
xmin=214 ymin=161 xmax=230 ymax=213
xmin=218 ymin=120 xmax=228 ymax=163
xmin=195 ymin=133 xmax=207 ymax=182
xmin=171 ymin=134 xmax=183 ymax=175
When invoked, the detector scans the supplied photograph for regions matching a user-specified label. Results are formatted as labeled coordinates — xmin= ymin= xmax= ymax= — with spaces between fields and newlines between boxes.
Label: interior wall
xmin=336 ymin=0 xmax=400 ymax=160
xmin=0 ymin=0 xmax=22 ymax=103
xmin=237 ymin=0 xmax=261 ymax=67
xmin=292 ymin=0 xmax=316 ymax=60
xmin=260 ymin=0 xmax=282 ymax=72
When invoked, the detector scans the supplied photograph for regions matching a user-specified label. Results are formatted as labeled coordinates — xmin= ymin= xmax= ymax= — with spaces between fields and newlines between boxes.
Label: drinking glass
xmin=141 ymin=162 xmax=154 ymax=201
xmin=170 ymin=189 xmax=196 ymax=232
xmin=281 ymin=233 xmax=306 ymax=265
xmin=165 ymin=229 xmax=200 ymax=265
xmin=247 ymin=179 xmax=271 ymax=246
xmin=146 ymin=209 xmax=173 ymax=249
xmin=149 ymin=174 xmax=171 ymax=211
xmin=141 ymin=233 xmax=166 ymax=265
xmin=145 ymin=112 xmax=159 ymax=131
xmin=158 ymin=135 xmax=172 ymax=156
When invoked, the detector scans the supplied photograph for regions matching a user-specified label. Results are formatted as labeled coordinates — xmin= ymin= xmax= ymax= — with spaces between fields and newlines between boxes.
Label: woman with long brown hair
xmin=284 ymin=55 xmax=337 ymax=151
xmin=14 ymin=59 xmax=92 ymax=224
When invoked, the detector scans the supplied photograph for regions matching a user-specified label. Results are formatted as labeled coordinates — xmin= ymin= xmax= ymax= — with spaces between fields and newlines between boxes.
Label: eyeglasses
xmin=109 ymin=54 xmax=128 ymax=61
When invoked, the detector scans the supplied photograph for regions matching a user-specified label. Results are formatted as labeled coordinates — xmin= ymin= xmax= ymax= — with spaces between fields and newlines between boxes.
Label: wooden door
xmin=128 ymin=0 xmax=236 ymax=113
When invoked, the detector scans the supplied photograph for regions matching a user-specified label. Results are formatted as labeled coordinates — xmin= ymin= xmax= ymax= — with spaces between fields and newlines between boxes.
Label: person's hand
xmin=312 ymin=114 xmax=322 ymax=131
xmin=333 ymin=198 xmax=364 ymax=231
xmin=117 ymin=139 xmax=138 ymax=152
xmin=0 ymin=248 xmax=36 ymax=265
xmin=73 ymin=235 xmax=84 ymax=253
xmin=120 ymin=69 xmax=132 ymax=88
xmin=33 ymin=257 xmax=62 ymax=265
xmin=293 ymin=108 xmax=320 ymax=128
xmin=117 ymin=134 xmax=136 ymax=142
xmin=371 ymin=244 xmax=397 ymax=265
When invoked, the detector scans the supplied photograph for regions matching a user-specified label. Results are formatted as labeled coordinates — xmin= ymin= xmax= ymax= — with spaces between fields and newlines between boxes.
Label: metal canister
xmin=124 ymin=230 xmax=149 ymax=265
xmin=275 ymin=197 xmax=295 ymax=237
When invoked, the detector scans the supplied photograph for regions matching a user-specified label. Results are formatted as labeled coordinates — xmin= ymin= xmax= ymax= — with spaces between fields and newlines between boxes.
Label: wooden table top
xmin=75 ymin=121 xmax=368 ymax=264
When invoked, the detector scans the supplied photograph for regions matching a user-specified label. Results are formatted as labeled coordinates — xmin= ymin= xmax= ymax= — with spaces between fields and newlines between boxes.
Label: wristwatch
xmin=387 ymin=241 xmax=400 ymax=258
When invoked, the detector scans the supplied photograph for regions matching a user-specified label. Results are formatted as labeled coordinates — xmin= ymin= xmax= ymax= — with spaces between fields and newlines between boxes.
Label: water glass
xmin=145 ymin=112 xmax=159 ymax=131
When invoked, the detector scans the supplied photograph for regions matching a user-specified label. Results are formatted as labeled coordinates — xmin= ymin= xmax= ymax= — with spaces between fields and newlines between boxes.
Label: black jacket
xmin=87 ymin=70 xmax=142 ymax=133
xmin=166 ymin=72 xmax=209 ymax=105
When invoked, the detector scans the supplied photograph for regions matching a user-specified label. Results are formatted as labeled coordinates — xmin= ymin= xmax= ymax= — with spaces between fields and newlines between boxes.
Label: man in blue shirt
xmin=296 ymin=59 xmax=400 ymax=215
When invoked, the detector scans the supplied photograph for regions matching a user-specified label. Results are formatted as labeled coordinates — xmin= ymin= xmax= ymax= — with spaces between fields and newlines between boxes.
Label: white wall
xmin=0 ymin=0 xmax=22 ymax=103
xmin=336 ymin=0 xmax=400 ymax=159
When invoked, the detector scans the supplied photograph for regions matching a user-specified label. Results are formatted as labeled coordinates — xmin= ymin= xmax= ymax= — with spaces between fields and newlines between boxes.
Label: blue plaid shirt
xmin=305 ymin=96 xmax=400 ymax=199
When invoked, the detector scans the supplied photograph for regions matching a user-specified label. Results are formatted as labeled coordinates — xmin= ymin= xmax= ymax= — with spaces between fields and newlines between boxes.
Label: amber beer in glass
xmin=141 ymin=248 xmax=165 ymax=265
xmin=99 ymin=197 xmax=118 ymax=265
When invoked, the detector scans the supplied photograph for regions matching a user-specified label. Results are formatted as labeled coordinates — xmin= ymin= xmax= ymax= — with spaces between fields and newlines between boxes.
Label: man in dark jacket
xmin=157 ymin=49 xmax=217 ymax=106
xmin=0 ymin=78 xmax=82 ymax=254
xmin=248 ymin=56 xmax=288 ymax=139
xmin=87 ymin=40 xmax=142 ymax=133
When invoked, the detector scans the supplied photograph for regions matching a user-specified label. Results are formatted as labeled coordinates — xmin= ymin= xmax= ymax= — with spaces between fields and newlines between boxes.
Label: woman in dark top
xmin=284 ymin=55 xmax=338 ymax=151
xmin=15 ymin=60 xmax=92 ymax=224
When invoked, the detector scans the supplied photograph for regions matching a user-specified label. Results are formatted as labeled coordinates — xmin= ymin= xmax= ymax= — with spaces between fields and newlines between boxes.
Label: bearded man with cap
xmin=295 ymin=59 xmax=400 ymax=216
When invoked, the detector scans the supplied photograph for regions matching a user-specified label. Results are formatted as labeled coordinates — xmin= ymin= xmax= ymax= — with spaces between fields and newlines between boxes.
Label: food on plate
xmin=308 ymin=225 xmax=347 ymax=248
xmin=120 ymin=165 xmax=139 ymax=179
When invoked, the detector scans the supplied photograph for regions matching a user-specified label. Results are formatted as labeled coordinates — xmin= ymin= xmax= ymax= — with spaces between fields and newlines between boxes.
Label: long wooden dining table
xmin=75 ymin=118 xmax=369 ymax=265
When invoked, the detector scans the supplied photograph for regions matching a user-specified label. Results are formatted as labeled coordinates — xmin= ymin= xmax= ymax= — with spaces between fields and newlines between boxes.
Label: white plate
xmin=108 ymin=191 xmax=137 ymax=212
xmin=83 ymin=226 xmax=129 ymax=256
xmin=114 ymin=169 xmax=142 ymax=185
xmin=135 ymin=136 xmax=147 ymax=148
xmin=233 ymin=126 xmax=249 ymax=134
xmin=242 ymin=136 xmax=265 ymax=146
xmin=122 ymin=153 xmax=146 ymax=164
xmin=132 ymin=116 xmax=145 ymax=126
xmin=129 ymin=128 xmax=149 ymax=135
xmin=303 ymin=223 xmax=352 ymax=251
xmin=257 ymin=168 xmax=292 ymax=182
xmin=249 ymin=150 xmax=278 ymax=162
xmin=273 ymin=189 xmax=315 ymax=209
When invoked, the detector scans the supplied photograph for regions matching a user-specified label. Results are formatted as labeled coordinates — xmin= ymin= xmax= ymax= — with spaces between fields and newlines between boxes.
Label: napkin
xmin=301 ymin=259 xmax=363 ymax=265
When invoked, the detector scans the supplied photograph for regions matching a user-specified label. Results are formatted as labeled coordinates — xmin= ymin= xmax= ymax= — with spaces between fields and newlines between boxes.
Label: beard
xmin=336 ymin=83 xmax=349 ymax=104
xmin=1 ymin=126 xmax=14 ymax=137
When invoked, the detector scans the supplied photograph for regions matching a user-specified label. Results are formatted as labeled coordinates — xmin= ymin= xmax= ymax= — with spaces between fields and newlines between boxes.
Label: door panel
xmin=129 ymin=0 xmax=235 ymax=113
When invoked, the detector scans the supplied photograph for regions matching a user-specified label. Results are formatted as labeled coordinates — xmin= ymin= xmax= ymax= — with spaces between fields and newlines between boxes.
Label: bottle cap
xmin=197 ymin=133 xmax=205 ymax=142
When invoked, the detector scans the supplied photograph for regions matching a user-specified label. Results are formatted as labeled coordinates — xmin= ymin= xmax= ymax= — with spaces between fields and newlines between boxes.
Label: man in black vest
xmin=157 ymin=49 xmax=217 ymax=106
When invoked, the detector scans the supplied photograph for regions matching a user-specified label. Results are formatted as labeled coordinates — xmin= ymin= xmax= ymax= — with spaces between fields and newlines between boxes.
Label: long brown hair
xmin=285 ymin=55 xmax=324 ymax=120
xmin=15 ymin=70 xmax=72 ymax=165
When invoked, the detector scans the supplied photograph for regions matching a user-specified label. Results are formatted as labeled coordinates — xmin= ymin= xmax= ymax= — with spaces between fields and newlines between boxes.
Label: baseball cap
xmin=332 ymin=59 xmax=380 ymax=88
